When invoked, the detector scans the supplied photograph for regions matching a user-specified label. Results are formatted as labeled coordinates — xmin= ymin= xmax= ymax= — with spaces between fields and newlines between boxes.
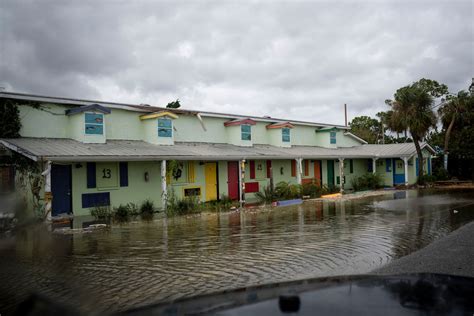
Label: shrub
xmin=289 ymin=184 xmax=303 ymax=199
xmin=433 ymin=168 xmax=450 ymax=181
xmin=255 ymin=185 xmax=277 ymax=204
xmin=322 ymin=184 xmax=340 ymax=195
xmin=350 ymin=173 xmax=382 ymax=191
xmin=140 ymin=199 xmax=155 ymax=215
xmin=302 ymin=183 xmax=322 ymax=198
xmin=90 ymin=205 xmax=113 ymax=220
xmin=113 ymin=204 xmax=130 ymax=221
xmin=417 ymin=174 xmax=436 ymax=185
xmin=125 ymin=202 xmax=140 ymax=216
xmin=218 ymin=195 xmax=234 ymax=210
xmin=167 ymin=196 xmax=200 ymax=216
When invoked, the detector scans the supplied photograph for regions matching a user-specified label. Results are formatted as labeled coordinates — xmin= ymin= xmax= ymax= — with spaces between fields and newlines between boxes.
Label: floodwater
xmin=1 ymin=189 xmax=474 ymax=314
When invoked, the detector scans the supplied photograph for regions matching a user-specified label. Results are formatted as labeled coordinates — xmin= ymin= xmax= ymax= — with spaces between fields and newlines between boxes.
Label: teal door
xmin=392 ymin=159 xmax=405 ymax=185
xmin=327 ymin=160 xmax=335 ymax=186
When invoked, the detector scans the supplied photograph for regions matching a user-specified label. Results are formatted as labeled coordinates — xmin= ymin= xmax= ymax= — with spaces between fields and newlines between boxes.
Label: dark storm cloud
xmin=0 ymin=0 xmax=472 ymax=124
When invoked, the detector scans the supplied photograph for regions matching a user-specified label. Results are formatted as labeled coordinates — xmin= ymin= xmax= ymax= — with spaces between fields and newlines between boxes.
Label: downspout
xmin=196 ymin=113 xmax=207 ymax=132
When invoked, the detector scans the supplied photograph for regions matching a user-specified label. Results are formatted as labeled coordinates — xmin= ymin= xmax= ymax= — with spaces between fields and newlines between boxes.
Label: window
xmin=282 ymin=128 xmax=290 ymax=142
xmin=241 ymin=125 xmax=251 ymax=141
xmin=158 ymin=118 xmax=172 ymax=137
xmin=85 ymin=113 xmax=104 ymax=135
xmin=330 ymin=131 xmax=336 ymax=144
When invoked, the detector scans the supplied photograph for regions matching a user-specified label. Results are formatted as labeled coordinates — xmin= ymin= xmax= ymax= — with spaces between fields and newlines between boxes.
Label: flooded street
xmin=1 ymin=189 xmax=474 ymax=314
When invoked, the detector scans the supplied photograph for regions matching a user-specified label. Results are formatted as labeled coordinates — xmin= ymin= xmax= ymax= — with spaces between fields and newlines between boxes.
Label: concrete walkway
xmin=374 ymin=221 xmax=474 ymax=278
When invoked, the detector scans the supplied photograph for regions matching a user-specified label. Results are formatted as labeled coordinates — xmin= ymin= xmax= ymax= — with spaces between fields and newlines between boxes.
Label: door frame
xmin=51 ymin=164 xmax=73 ymax=216
xmin=327 ymin=160 xmax=335 ymax=186
xmin=204 ymin=162 xmax=219 ymax=201
xmin=227 ymin=161 xmax=239 ymax=200
xmin=392 ymin=158 xmax=405 ymax=185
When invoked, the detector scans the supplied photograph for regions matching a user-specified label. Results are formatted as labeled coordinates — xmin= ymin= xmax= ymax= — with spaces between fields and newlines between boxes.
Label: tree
xmin=386 ymin=79 xmax=448 ymax=183
xmin=349 ymin=116 xmax=381 ymax=144
xmin=166 ymin=99 xmax=181 ymax=109
xmin=438 ymin=90 xmax=471 ymax=170
xmin=0 ymin=98 xmax=22 ymax=138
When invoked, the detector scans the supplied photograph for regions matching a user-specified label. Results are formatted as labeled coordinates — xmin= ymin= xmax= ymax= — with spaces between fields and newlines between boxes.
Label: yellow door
xmin=205 ymin=163 xmax=218 ymax=201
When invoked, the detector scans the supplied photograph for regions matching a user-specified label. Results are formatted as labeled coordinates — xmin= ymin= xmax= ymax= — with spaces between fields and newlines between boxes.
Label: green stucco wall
xmin=17 ymin=103 xmax=365 ymax=148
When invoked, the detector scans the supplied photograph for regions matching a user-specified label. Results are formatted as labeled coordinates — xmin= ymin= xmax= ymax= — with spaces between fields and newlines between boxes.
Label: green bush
xmin=322 ymin=184 xmax=340 ymax=195
xmin=90 ymin=205 xmax=113 ymax=220
xmin=255 ymin=185 xmax=277 ymax=204
xmin=167 ymin=196 xmax=200 ymax=215
xmin=274 ymin=181 xmax=302 ymax=200
xmin=433 ymin=168 xmax=450 ymax=181
xmin=350 ymin=173 xmax=382 ymax=191
xmin=125 ymin=202 xmax=140 ymax=216
xmin=140 ymin=199 xmax=155 ymax=215
xmin=217 ymin=195 xmax=234 ymax=210
xmin=114 ymin=204 xmax=130 ymax=221
xmin=417 ymin=174 xmax=436 ymax=185
xmin=302 ymin=183 xmax=322 ymax=198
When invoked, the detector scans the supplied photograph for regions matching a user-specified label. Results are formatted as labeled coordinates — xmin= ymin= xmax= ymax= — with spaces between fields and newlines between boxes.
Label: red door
xmin=314 ymin=160 xmax=322 ymax=186
xmin=227 ymin=161 xmax=239 ymax=200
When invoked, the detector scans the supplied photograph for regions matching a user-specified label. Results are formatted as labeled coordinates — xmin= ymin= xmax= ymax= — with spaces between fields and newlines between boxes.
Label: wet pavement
xmin=0 ymin=189 xmax=473 ymax=315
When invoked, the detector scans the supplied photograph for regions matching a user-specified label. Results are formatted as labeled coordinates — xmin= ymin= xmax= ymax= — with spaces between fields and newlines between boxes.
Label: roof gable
xmin=65 ymin=104 xmax=111 ymax=115
xmin=266 ymin=122 xmax=294 ymax=129
xmin=139 ymin=111 xmax=179 ymax=120
xmin=224 ymin=118 xmax=257 ymax=127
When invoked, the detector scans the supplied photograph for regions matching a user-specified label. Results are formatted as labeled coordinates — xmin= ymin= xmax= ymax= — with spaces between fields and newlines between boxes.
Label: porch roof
xmin=0 ymin=138 xmax=433 ymax=162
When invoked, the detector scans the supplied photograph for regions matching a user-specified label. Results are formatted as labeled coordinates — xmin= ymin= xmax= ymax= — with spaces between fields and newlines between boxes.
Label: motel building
xmin=0 ymin=92 xmax=434 ymax=218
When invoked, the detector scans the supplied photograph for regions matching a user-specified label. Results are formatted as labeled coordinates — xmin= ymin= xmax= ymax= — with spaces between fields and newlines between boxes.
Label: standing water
xmin=1 ymin=189 xmax=473 ymax=314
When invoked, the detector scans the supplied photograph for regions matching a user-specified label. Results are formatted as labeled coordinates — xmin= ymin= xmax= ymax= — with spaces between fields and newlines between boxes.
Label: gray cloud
xmin=1 ymin=0 xmax=472 ymax=125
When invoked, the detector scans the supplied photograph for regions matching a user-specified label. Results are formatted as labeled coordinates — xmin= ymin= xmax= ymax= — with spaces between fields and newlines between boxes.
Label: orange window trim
xmin=291 ymin=160 xmax=296 ymax=177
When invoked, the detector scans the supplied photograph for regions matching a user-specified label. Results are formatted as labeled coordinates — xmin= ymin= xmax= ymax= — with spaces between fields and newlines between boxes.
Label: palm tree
xmin=438 ymin=90 xmax=470 ymax=170
xmin=388 ymin=85 xmax=436 ymax=182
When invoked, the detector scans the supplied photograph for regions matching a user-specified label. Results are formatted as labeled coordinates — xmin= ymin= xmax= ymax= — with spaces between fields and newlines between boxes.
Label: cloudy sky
xmin=0 ymin=0 xmax=472 ymax=125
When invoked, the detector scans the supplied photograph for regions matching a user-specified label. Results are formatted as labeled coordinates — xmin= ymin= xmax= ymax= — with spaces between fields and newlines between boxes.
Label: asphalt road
xmin=374 ymin=221 xmax=474 ymax=278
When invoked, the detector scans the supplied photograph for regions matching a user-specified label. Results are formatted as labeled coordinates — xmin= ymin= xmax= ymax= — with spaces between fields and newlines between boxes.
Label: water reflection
xmin=0 ymin=189 xmax=473 ymax=315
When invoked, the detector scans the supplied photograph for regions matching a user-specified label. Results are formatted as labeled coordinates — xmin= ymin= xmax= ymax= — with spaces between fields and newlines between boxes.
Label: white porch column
xmin=339 ymin=158 xmax=345 ymax=193
xmin=42 ymin=161 xmax=52 ymax=221
xmin=239 ymin=159 xmax=246 ymax=208
xmin=296 ymin=158 xmax=303 ymax=185
xmin=161 ymin=160 xmax=167 ymax=212
xmin=372 ymin=158 xmax=377 ymax=174
xmin=403 ymin=157 xmax=409 ymax=186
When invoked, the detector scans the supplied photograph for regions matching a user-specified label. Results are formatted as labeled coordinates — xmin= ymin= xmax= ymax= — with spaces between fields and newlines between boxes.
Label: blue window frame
xmin=241 ymin=125 xmax=251 ymax=141
xmin=330 ymin=131 xmax=336 ymax=144
xmin=85 ymin=113 xmax=104 ymax=135
xmin=158 ymin=118 xmax=173 ymax=137
xmin=282 ymin=128 xmax=290 ymax=142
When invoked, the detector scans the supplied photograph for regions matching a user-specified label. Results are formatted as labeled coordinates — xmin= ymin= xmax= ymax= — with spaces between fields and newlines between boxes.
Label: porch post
xmin=372 ymin=158 xmax=377 ymax=174
xmin=42 ymin=161 xmax=52 ymax=221
xmin=403 ymin=157 xmax=409 ymax=186
xmin=339 ymin=158 xmax=345 ymax=193
xmin=239 ymin=159 xmax=246 ymax=208
xmin=296 ymin=158 xmax=303 ymax=185
xmin=161 ymin=160 xmax=167 ymax=212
